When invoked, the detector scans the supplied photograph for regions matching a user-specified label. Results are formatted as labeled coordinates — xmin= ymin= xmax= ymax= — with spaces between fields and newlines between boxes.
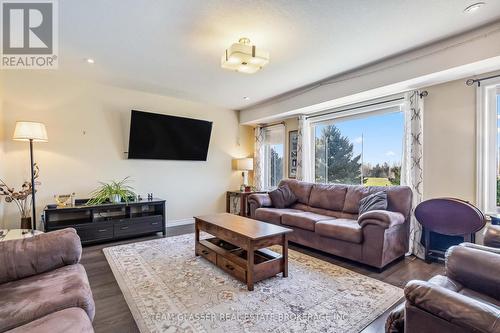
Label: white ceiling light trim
xmin=221 ymin=37 xmax=269 ymax=74
xmin=464 ymin=2 xmax=486 ymax=13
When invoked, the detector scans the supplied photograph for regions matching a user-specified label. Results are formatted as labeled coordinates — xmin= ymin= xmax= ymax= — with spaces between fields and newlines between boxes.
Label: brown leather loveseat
xmin=386 ymin=243 xmax=500 ymax=333
xmin=248 ymin=179 xmax=412 ymax=269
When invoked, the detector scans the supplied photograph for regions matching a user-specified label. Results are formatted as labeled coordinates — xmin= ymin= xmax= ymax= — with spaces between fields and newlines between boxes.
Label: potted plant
xmin=0 ymin=164 xmax=40 ymax=228
xmin=87 ymin=177 xmax=136 ymax=205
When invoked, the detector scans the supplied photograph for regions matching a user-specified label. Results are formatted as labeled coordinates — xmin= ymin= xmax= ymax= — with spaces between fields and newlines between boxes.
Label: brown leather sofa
xmin=386 ymin=243 xmax=500 ymax=333
xmin=0 ymin=228 xmax=95 ymax=333
xmin=248 ymin=179 xmax=412 ymax=269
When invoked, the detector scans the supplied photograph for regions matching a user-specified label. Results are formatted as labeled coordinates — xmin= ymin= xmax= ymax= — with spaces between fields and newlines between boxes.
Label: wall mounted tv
xmin=128 ymin=110 xmax=213 ymax=161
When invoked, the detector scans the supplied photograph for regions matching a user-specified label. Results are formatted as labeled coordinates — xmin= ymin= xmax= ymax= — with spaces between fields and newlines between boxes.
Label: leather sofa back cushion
xmin=279 ymin=179 xmax=314 ymax=205
xmin=359 ymin=191 xmax=388 ymax=214
xmin=343 ymin=186 xmax=372 ymax=214
xmin=309 ymin=184 xmax=347 ymax=211
xmin=268 ymin=185 xmax=297 ymax=208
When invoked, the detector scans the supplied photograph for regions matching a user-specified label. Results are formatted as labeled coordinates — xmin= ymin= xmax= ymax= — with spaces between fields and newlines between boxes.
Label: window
xmin=477 ymin=79 xmax=500 ymax=213
xmin=262 ymin=125 xmax=285 ymax=189
xmin=312 ymin=110 xmax=404 ymax=186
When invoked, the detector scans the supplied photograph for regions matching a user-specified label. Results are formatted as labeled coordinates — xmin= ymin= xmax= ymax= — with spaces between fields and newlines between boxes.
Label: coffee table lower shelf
xmin=196 ymin=237 xmax=284 ymax=290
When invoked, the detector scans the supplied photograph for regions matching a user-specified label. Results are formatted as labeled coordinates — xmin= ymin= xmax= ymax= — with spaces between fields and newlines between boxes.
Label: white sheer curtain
xmin=253 ymin=126 xmax=265 ymax=191
xmin=402 ymin=90 xmax=425 ymax=259
xmin=296 ymin=115 xmax=313 ymax=182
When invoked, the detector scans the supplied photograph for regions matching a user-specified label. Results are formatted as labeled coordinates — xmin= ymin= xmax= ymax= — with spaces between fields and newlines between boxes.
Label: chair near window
xmin=414 ymin=198 xmax=485 ymax=262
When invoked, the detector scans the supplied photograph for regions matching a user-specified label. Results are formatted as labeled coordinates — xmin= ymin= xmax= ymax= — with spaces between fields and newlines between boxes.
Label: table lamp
xmin=13 ymin=121 xmax=48 ymax=231
xmin=234 ymin=158 xmax=253 ymax=190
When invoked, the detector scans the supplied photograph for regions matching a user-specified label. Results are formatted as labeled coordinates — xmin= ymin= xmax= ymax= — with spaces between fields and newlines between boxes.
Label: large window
xmin=313 ymin=111 xmax=404 ymax=186
xmin=262 ymin=125 xmax=285 ymax=189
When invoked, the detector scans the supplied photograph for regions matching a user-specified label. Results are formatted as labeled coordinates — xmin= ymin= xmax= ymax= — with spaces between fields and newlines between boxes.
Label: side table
xmin=226 ymin=190 xmax=266 ymax=217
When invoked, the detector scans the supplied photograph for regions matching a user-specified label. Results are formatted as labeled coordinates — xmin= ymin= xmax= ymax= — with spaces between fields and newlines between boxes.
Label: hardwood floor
xmin=81 ymin=224 xmax=444 ymax=333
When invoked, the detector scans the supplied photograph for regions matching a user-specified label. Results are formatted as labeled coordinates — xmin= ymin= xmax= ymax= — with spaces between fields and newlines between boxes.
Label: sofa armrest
xmin=248 ymin=193 xmax=272 ymax=207
xmin=445 ymin=245 xmax=500 ymax=300
xmin=0 ymin=228 xmax=82 ymax=284
xmin=358 ymin=210 xmax=405 ymax=229
xmin=385 ymin=302 xmax=405 ymax=333
xmin=248 ymin=193 xmax=272 ymax=218
xmin=405 ymin=280 xmax=500 ymax=333
xmin=459 ymin=242 xmax=500 ymax=255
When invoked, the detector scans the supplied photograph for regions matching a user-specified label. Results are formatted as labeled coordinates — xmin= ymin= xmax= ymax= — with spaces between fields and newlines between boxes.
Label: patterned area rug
xmin=103 ymin=234 xmax=402 ymax=333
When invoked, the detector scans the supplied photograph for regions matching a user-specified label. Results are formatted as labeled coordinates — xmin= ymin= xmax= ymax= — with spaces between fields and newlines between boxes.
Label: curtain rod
xmin=305 ymin=90 xmax=428 ymax=120
xmin=257 ymin=121 xmax=286 ymax=129
xmin=466 ymin=73 xmax=500 ymax=87
xmin=306 ymin=97 xmax=404 ymax=120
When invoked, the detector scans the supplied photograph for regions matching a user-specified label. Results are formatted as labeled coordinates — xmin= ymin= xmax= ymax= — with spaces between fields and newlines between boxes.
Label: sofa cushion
xmin=309 ymin=184 xmax=347 ymax=211
xmin=343 ymin=186 xmax=372 ymax=214
xmin=315 ymin=219 xmax=363 ymax=243
xmin=279 ymin=179 xmax=314 ymax=205
xmin=5 ymin=308 xmax=94 ymax=333
xmin=269 ymin=185 xmax=297 ymax=208
xmin=255 ymin=208 xmax=304 ymax=224
xmin=0 ymin=228 xmax=82 ymax=284
xmin=289 ymin=202 xmax=311 ymax=212
xmin=428 ymin=275 xmax=500 ymax=309
xmin=0 ymin=264 xmax=95 ymax=332
xmin=281 ymin=212 xmax=332 ymax=231
xmin=359 ymin=191 xmax=388 ymax=214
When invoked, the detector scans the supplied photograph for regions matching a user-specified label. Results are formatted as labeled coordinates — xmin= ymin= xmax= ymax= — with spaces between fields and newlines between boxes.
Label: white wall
xmin=0 ymin=71 xmax=253 ymax=229
xmin=423 ymin=79 xmax=477 ymax=203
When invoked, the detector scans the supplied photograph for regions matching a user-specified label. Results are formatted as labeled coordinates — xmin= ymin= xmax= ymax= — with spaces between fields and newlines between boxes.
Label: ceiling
xmin=60 ymin=0 xmax=500 ymax=110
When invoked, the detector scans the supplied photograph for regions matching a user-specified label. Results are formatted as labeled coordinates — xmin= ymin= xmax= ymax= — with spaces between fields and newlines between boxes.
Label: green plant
xmin=86 ymin=177 xmax=136 ymax=205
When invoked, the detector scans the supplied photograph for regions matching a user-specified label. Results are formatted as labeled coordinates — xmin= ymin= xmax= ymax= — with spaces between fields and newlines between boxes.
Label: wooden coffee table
xmin=194 ymin=213 xmax=293 ymax=291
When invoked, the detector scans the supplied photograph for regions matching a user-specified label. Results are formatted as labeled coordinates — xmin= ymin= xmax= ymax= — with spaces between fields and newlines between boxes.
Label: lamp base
xmin=242 ymin=170 xmax=249 ymax=187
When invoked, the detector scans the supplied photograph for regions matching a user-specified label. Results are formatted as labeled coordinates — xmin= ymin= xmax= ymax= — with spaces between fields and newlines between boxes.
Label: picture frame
xmin=288 ymin=130 xmax=298 ymax=178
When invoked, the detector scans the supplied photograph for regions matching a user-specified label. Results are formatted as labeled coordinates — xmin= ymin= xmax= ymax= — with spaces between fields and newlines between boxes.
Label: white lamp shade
xmin=13 ymin=121 xmax=48 ymax=142
xmin=235 ymin=158 xmax=254 ymax=171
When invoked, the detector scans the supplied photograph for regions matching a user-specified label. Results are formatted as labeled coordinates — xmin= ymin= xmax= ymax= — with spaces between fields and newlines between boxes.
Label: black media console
xmin=43 ymin=198 xmax=166 ymax=244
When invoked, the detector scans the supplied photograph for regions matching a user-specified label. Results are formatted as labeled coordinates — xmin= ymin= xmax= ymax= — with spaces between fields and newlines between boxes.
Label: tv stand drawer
xmin=75 ymin=223 xmax=114 ymax=242
xmin=114 ymin=215 xmax=163 ymax=237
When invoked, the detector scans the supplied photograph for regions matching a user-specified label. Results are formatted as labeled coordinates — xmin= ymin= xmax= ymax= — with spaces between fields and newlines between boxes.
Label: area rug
xmin=103 ymin=234 xmax=402 ymax=333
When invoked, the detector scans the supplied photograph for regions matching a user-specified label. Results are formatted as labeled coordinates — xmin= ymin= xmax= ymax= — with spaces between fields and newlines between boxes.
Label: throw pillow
xmin=359 ymin=191 xmax=388 ymax=214
xmin=269 ymin=185 xmax=297 ymax=209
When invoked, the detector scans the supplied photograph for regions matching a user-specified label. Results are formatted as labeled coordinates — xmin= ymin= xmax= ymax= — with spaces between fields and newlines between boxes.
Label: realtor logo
xmin=1 ymin=0 xmax=58 ymax=69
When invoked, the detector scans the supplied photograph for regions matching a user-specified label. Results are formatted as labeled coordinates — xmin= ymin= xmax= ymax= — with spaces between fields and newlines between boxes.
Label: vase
xmin=21 ymin=217 xmax=32 ymax=229
xmin=110 ymin=194 xmax=122 ymax=204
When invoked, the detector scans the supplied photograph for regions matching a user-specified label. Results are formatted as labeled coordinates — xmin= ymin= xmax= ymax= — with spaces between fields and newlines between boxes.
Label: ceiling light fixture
xmin=221 ymin=38 xmax=269 ymax=74
xmin=85 ymin=58 xmax=95 ymax=64
xmin=464 ymin=2 xmax=486 ymax=13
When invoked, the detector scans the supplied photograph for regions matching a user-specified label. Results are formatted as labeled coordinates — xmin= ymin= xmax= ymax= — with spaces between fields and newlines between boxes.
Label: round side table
xmin=0 ymin=229 xmax=43 ymax=242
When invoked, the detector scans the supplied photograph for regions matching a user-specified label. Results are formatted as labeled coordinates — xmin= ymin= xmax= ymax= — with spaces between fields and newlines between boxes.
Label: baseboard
xmin=167 ymin=218 xmax=195 ymax=227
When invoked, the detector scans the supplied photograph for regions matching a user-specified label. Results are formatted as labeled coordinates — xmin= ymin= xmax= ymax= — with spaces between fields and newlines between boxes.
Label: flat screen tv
xmin=128 ymin=110 xmax=213 ymax=161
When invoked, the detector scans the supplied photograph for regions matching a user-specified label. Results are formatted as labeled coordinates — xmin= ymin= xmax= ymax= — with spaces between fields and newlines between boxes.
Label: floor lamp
xmin=13 ymin=121 xmax=48 ymax=231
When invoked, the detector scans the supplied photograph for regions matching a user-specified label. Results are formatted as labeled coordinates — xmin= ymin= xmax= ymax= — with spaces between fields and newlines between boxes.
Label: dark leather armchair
xmin=386 ymin=243 xmax=500 ymax=333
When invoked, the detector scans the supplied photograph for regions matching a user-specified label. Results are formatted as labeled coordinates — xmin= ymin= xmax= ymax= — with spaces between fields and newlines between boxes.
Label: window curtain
xmin=253 ymin=126 xmax=265 ymax=191
xmin=296 ymin=115 xmax=313 ymax=182
xmin=402 ymin=90 xmax=425 ymax=259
